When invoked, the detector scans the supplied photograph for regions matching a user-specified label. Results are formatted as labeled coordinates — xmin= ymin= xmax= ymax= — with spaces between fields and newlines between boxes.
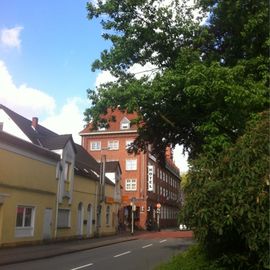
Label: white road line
xmin=142 ymin=244 xmax=153 ymax=249
xmin=159 ymin=239 xmax=167 ymax=243
xmin=70 ymin=263 xmax=93 ymax=270
xmin=113 ymin=251 xmax=131 ymax=258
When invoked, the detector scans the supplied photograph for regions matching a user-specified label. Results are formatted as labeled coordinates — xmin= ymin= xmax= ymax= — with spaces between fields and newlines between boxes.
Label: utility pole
xmin=96 ymin=152 xmax=106 ymax=237
xmin=100 ymin=154 xmax=106 ymax=202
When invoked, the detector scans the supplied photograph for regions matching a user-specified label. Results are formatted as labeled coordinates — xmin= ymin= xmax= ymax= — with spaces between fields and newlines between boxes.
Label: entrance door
xmin=43 ymin=208 xmax=52 ymax=239
xmin=87 ymin=204 xmax=92 ymax=237
xmin=77 ymin=202 xmax=84 ymax=236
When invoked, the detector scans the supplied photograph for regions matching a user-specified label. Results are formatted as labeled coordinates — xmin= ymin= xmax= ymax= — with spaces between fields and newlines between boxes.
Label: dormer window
xmin=120 ymin=117 xmax=130 ymax=130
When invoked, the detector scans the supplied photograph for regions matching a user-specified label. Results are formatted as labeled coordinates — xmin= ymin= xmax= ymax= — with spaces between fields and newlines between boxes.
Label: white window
xmin=64 ymin=161 xmax=71 ymax=193
xmin=15 ymin=206 xmax=35 ymax=237
xmin=125 ymin=179 xmax=137 ymax=191
xmin=126 ymin=159 xmax=137 ymax=171
xmin=121 ymin=122 xmax=130 ymax=129
xmin=120 ymin=117 xmax=130 ymax=130
xmin=57 ymin=209 xmax=71 ymax=228
xmin=90 ymin=141 xmax=101 ymax=151
xmin=108 ymin=140 xmax=119 ymax=150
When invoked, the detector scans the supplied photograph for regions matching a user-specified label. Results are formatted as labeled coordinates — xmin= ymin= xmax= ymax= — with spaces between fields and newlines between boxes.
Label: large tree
xmin=85 ymin=0 xmax=269 ymax=160
xmin=85 ymin=2 xmax=269 ymax=268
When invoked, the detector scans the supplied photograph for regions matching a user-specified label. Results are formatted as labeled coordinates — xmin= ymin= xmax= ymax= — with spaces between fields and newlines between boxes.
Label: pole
xmin=157 ymin=211 xmax=160 ymax=231
xmin=131 ymin=207 xmax=134 ymax=235
xmin=131 ymin=198 xmax=136 ymax=235
xmin=100 ymin=154 xmax=106 ymax=202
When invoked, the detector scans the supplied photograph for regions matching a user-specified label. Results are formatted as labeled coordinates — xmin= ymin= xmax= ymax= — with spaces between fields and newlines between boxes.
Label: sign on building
xmin=148 ymin=165 xmax=154 ymax=191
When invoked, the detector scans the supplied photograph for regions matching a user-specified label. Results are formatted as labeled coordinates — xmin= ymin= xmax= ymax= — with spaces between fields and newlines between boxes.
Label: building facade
xmin=80 ymin=109 xmax=181 ymax=230
xmin=0 ymin=104 xmax=120 ymax=246
xmin=0 ymin=132 xmax=59 ymax=246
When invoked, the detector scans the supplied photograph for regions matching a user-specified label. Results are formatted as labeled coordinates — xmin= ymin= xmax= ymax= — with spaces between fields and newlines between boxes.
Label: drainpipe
xmin=54 ymin=162 xmax=62 ymax=239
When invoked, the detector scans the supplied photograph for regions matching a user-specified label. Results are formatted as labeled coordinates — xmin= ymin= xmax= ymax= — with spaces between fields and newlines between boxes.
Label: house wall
xmin=0 ymin=147 xmax=57 ymax=246
xmin=56 ymin=175 xmax=118 ymax=239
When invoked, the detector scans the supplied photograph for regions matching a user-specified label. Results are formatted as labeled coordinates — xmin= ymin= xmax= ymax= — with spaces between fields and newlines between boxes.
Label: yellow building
xmin=0 ymin=104 xmax=121 ymax=245
xmin=0 ymin=132 xmax=59 ymax=246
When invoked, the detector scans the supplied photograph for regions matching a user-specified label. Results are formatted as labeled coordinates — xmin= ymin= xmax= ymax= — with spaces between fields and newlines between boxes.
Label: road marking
xmin=70 ymin=263 xmax=93 ymax=270
xmin=113 ymin=251 xmax=131 ymax=258
xmin=159 ymin=239 xmax=167 ymax=243
xmin=142 ymin=244 xmax=153 ymax=249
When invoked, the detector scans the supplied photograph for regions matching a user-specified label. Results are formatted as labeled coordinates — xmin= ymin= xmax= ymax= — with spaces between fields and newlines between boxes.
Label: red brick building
xmin=80 ymin=109 xmax=181 ymax=230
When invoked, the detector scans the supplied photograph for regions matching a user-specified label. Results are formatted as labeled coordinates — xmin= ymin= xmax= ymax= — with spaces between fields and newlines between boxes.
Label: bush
xmin=154 ymin=245 xmax=225 ymax=270
xmin=181 ymin=111 xmax=270 ymax=269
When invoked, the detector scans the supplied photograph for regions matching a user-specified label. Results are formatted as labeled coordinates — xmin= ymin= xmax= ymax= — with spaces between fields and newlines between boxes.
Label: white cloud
xmin=41 ymin=98 xmax=86 ymax=144
xmin=173 ymin=144 xmax=189 ymax=174
xmin=1 ymin=26 xmax=23 ymax=49
xmin=95 ymin=62 xmax=158 ymax=87
xmin=0 ymin=60 xmax=55 ymax=118
xmin=0 ymin=59 xmax=86 ymax=144
xmin=95 ymin=70 xmax=116 ymax=87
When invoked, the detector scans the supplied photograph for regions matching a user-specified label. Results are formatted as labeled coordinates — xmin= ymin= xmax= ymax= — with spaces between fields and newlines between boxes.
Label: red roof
xmin=80 ymin=108 xmax=139 ymax=134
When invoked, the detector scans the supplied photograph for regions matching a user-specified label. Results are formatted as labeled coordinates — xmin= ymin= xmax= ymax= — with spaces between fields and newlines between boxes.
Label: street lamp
xmin=130 ymin=198 xmax=136 ymax=235
xmin=96 ymin=147 xmax=110 ymax=237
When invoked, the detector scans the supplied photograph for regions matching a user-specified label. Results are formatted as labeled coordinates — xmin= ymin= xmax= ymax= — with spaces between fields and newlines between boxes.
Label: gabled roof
xmin=0 ymin=104 xmax=114 ymax=185
xmin=0 ymin=104 xmax=57 ymax=146
xmin=79 ymin=108 xmax=138 ymax=135
xmin=40 ymin=134 xmax=77 ymax=153
xmin=75 ymin=144 xmax=114 ymax=185
xmin=105 ymin=161 xmax=122 ymax=174
xmin=0 ymin=131 xmax=60 ymax=162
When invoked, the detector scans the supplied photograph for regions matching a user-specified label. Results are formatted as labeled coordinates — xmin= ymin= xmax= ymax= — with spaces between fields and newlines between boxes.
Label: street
xmin=0 ymin=235 xmax=193 ymax=270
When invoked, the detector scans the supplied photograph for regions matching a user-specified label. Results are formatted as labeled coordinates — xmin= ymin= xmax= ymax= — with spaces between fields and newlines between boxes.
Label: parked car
xmin=179 ymin=224 xmax=187 ymax=230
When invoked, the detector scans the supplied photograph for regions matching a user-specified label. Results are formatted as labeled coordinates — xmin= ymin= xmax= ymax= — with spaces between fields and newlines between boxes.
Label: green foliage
xmin=198 ymin=0 xmax=269 ymax=66
xmin=86 ymin=1 xmax=270 ymax=268
xmin=154 ymin=245 xmax=226 ymax=270
xmin=85 ymin=0 xmax=269 ymax=160
xmin=181 ymin=111 xmax=270 ymax=269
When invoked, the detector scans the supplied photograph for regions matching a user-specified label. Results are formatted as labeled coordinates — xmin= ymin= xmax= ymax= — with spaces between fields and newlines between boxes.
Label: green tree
xmin=85 ymin=0 xmax=269 ymax=160
xmin=85 ymin=1 xmax=269 ymax=268
xmin=182 ymin=111 xmax=270 ymax=269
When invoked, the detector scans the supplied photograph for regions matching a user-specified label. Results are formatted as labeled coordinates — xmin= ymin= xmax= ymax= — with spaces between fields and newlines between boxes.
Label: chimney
xmin=32 ymin=117 xmax=38 ymax=129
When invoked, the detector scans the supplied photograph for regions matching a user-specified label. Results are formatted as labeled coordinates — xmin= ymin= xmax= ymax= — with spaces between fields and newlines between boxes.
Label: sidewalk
xmin=0 ymin=229 xmax=193 ymax=266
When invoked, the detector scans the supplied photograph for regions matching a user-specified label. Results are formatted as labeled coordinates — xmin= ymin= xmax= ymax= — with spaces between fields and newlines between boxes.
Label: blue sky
xmin=0 ymin=0 xmax=189 ymax=172
xmin=0 ymin=0 xmax=105 ymax=108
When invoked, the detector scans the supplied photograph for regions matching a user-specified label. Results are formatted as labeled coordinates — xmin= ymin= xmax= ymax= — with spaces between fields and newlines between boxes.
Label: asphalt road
xmin=0 ymin=237 xmax=193 ymax=270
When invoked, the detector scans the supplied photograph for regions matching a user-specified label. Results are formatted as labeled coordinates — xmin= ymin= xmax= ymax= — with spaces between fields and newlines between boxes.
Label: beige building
xmin=0 ymin=104 xmax=121 ymax=246
xmin=0 ymin=132 xmax=59 ymax=246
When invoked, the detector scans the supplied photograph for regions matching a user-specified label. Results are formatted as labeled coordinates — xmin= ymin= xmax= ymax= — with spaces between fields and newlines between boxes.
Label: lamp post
xmin=130 ymin=197 xmax=136 ymax=235
xmin=157 ymin=203 xmax=161 ymax=231
xmin=96 ymin=147 xmax=109 ymax=237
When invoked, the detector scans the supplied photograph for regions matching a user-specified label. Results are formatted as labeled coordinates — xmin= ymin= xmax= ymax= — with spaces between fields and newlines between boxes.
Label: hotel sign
xmin=148 ymin=165 xmax=154 ymax=191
